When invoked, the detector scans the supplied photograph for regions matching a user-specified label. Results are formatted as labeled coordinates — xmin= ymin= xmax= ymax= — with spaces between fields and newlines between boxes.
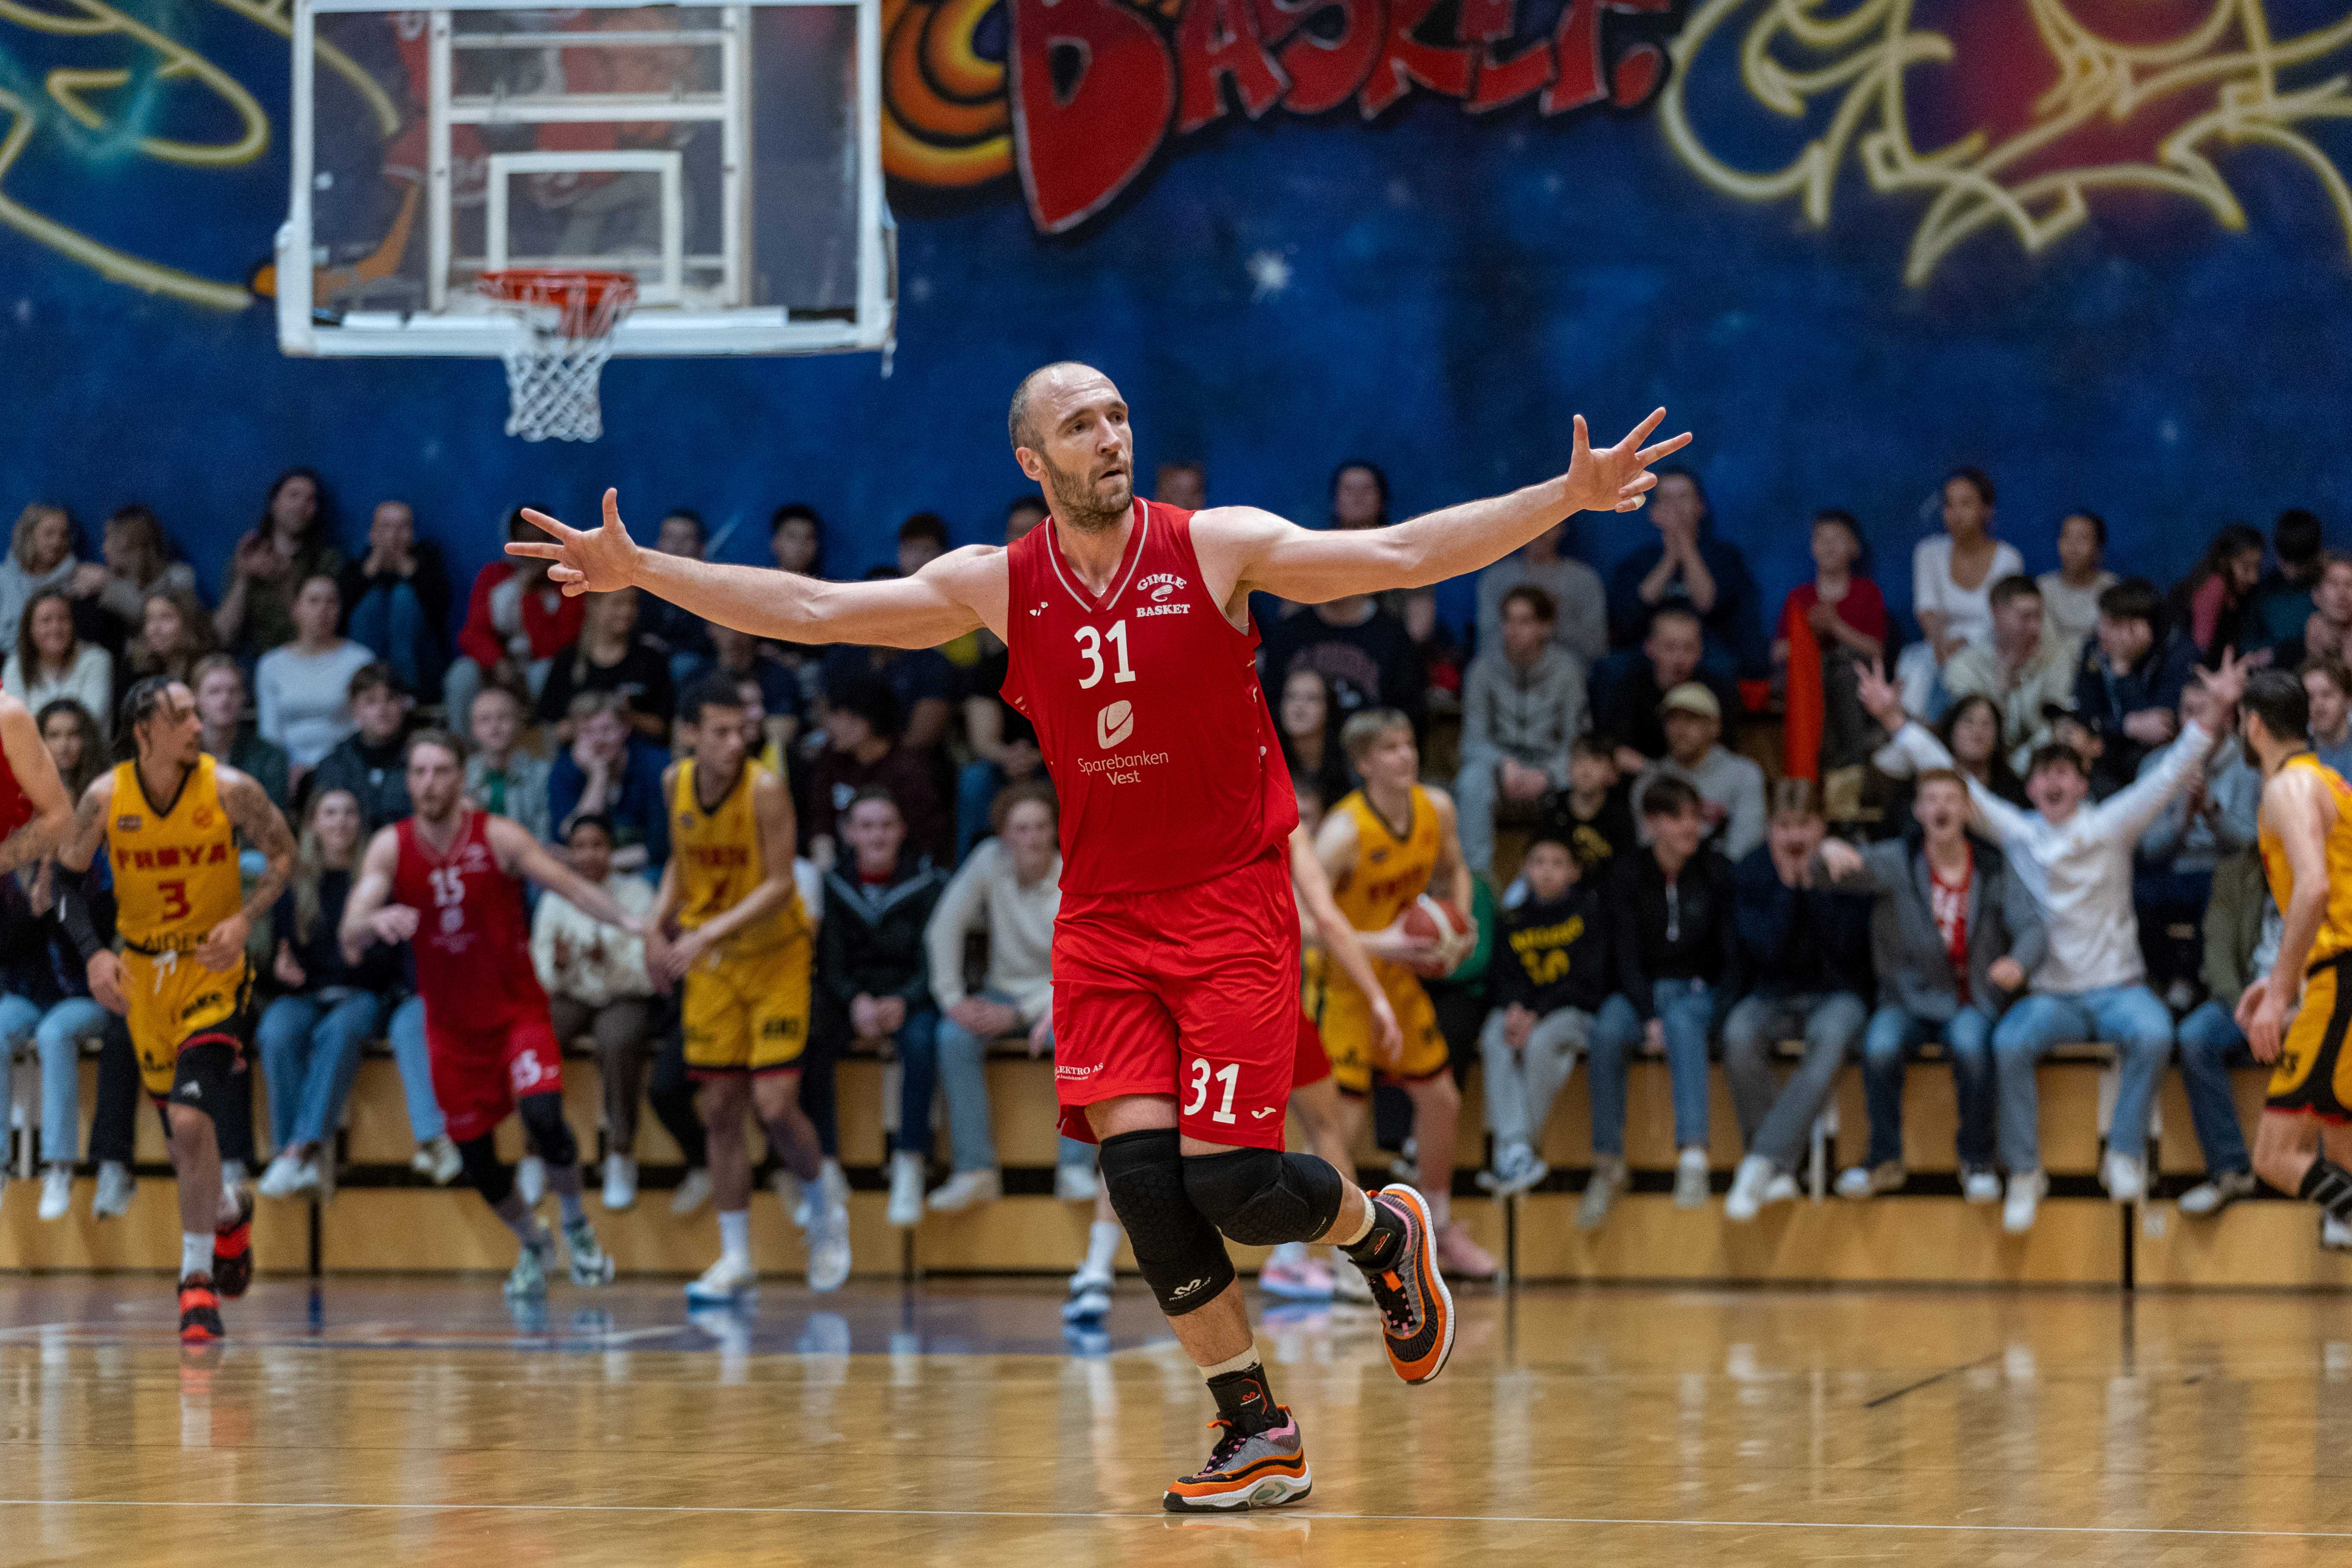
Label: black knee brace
xmin=1182 ymin=1146 xmax=1345 ymax=1247
xmin=1099 ymin=1129 xmax=1234 ymax=1315
xmin=457 ymin=1134 xmax=513 ymax=1205
xmin=518 ymin=1091 xmax=578 ymax=1169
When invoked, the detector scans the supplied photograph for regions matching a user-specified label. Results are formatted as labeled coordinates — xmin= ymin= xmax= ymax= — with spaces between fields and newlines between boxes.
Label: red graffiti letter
xmin=1011 ymin=0 xmax=1176 ymax=232
xmin=1461 ymin=0 xmax=1550 ymax=112
xmin=1261 ymin=0 xmax=1385 ymax=115
xmin=1176 ymin=0 xmax=1288 ymax=132
xmin=1542 ymin=0 xmax=1666 ymax=116
xmin=1356 ymin=0 xmax=1471 ymax=118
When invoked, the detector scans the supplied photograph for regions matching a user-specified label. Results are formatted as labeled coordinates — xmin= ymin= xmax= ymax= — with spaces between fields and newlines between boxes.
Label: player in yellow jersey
xmin=55 ymin=677 xmax=296 ymax=1343
xmin=652 ymin=673 xmax=836 ymax=1302
xmin=2233 ymin=669 xmax=2352 ymax=1227
xmin=1310 ymin=708 xmax=1495 ymax=1279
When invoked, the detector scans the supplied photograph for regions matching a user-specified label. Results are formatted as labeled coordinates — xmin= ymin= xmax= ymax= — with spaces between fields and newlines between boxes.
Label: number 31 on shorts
xmin=1183 ymin=1056 xmax=1240 ymax=1126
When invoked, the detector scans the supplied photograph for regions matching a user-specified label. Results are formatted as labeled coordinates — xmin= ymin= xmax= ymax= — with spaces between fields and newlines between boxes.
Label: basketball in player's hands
xmin=1400 ymin=894 xmax=1476 ymax=978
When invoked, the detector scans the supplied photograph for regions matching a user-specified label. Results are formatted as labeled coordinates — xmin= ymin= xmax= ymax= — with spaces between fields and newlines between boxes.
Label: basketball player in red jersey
xmin=340 ymin=731 xmax=650 ymax=1303
xmin=515 ymin=362 xmax=1687 ymax=1511
xmin=0 ymin=690 xmax=74 ymax=877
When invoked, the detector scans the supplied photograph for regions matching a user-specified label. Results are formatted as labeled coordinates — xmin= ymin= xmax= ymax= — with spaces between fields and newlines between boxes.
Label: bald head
xmin=1008 ymin=361 xmax=1110 ymax=450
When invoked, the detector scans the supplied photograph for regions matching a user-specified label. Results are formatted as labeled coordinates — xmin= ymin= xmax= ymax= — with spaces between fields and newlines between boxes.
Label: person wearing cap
xmin=1591 ymin=606 xmax=1742 ymax=775
xmin=1629 ymin=679 xmax=1767 ymax=862
xmin=1942 ymin=575 xmax=2078 ymax=774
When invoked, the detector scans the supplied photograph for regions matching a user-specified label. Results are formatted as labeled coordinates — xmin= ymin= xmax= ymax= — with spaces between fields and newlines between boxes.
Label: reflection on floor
xmin=7 ymin=1276 xmax=2352 ymax=1565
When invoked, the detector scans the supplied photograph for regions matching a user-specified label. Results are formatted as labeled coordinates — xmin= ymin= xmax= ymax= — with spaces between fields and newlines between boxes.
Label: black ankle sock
xmin=2300 ymin=1157 xmax=2352 ymax=1219
xmin=1205 ymin=1362 xmax=1282 ymax=1436
xmin=1339 ymin=1201 xmax=1404 ymax=1269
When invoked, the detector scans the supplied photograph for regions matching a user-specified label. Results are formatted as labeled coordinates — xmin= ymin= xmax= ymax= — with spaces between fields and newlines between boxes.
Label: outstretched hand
xmin=2192 ymin=647 xmax=2249 ymax=719
xmin=1855 ymin=658 xmax=1910 ymax=733
xmin=1562 ymin=410 xmax=1693 ymax=515
xmin=509 ymin=489 xmax=642 ymax=597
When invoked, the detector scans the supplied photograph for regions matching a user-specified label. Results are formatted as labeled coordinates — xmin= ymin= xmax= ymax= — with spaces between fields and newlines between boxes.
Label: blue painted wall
xmin=5 ymin=0 xmax=2349 ymax=648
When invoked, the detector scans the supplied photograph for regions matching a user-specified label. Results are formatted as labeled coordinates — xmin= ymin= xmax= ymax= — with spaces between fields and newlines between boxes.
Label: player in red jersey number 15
xmin=512 ymin=362 xmax=1690 ymax=1511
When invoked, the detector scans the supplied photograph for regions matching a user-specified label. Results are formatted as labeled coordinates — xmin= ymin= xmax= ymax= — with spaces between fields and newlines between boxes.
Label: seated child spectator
xmin=1583 ymin=776 xmax=1742 ymax=1227
xmin=191 ymin=655 xmax=290 ymax=809
xmin=532 ymin=813 xmax=662 ymax=1212
xmin=1477 ymin=834 xmax=1609 ymax=1198
xmin=537 ymin=586 xmax=673 ymax=742
xmin=1942 ymin=575 xmax=2077 ymax=771
xmin=1534 ymin=734 xmax=1638 ymax=880
xmin=1817 ymin=768 xmax=2042 ymax=1201
xmin=2037 ymin=510 xmax=2117 ymax=653
xmin=817 ymin=789 xmax=948 ymax=1228
xmin=339 ymin=499 xmax=451 ymax=704
xmin=924 ymin=783 xmax=1093 ymax=1212
xmin=1592 ymin=607 xmax=1741 ymax=774
xmin=806 ymin=679 xmax=951 ymax=867
xmin=1719 ymin=780 xmax=1874 ymax=1221
xmin=5 ymin=589 xmax=112 ymax=739
xmin=549 ymin=693 xmax=670 ymax=871
xmin=255 ymin=788 xmax=402 ymax=1199
xmin=1630 ymin=682 xmax=1768 ymax=862
xmin=446 ymin=507 xmax=586 ymax=725
xmin=2169 ymin=848 xmax=2274 ymax=1219
xmin=2072 ymin=577 xmax=2195 ymax=797
xmin=254 ymin=573 xmax=376 ymax=781
xmin=1774 ymin=510 xmax=1887 ymax=801
xmin=310 ymin=663 xmax=413 ymax=827
xmin=1453 ymin=584 xmax=1586 ymax=877
xmin=463 ymin=685 xmax=550 ymax=843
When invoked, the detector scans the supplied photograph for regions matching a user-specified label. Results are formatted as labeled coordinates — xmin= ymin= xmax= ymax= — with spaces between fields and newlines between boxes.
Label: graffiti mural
xmin=1659 ymin=0 xmax=2352 ymax=285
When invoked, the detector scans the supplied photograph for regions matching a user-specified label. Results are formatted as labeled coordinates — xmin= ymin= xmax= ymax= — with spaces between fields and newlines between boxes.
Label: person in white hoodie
xmin=924 ymin=782 xmax=1093 ymax=1210
xmin=1857 ymin=651 xmax=2246 ymax=1233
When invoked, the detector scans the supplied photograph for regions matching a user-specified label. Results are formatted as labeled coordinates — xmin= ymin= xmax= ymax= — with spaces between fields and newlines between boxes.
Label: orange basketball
xmin=1400 ymin=894 xmax=1475 ymax=978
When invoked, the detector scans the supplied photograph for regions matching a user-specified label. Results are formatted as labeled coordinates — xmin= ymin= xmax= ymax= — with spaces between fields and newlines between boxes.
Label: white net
xmin=480 ymin=271 xmax=636 ymax=442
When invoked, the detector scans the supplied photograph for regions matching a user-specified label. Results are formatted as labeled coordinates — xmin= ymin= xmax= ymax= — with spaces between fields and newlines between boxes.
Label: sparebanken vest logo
xmin=1096 ymin=700 xmax=1134 ymax=750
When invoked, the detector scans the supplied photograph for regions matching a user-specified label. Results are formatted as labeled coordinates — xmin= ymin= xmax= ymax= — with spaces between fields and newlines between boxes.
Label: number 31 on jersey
xmin=1075 ymin=622 xmax=1136 ymax=690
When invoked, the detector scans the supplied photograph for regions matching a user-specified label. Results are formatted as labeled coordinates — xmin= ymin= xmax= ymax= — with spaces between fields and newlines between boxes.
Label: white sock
xmin=718 ymin=1208 xmax=751 ymax=1265
xmin=1427 ymin=1191 xmax=1451 ymax=1229
xmin=217 ymin=1186 xmax=243 ymax=1227
xmin=181 ymin=1232 xmax=211 ymax=1279
xmin=1084 ymin=1219 xmax=1121 ymax=1278
xmin=1335 ymin=1204 xmax=1375 ymax=1249
xmin=1199 ymin=1347 xmax=1262 ymax=1381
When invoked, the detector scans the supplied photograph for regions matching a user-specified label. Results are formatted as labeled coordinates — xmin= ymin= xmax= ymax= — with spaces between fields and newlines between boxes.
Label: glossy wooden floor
xmin=7 ymin=1278 xmax=2352 ymax=1565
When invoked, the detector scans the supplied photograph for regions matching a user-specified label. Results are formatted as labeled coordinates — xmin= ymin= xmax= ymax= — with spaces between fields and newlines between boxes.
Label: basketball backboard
xmin=273 ymin=0 xmax=892 ymax=359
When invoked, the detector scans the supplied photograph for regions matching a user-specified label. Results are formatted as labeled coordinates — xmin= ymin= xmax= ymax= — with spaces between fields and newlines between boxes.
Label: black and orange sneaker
xmin=1350 ymin=1185 xmax=1455 ymax=1386
xmin=178 ymin=1273 xmax=224 ymax=1343
xmin=212 ymin=1188 xmax=255 ymax=1299
xmin=1162 ymin=1408 xmax=1311 ymax=1513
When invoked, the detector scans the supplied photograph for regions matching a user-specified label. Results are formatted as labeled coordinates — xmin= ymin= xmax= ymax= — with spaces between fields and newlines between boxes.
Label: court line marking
xmin=3 ymin=1501 xmax=2349 ymax=1538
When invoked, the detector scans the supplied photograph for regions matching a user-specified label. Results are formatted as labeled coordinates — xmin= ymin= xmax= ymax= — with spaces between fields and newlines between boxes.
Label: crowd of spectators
xmin=0 ymin=468 xmax=2338 ymax=1282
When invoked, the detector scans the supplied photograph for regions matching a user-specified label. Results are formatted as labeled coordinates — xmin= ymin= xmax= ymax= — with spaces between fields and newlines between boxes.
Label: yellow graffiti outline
xmin=1658 ymin=0 xmax=2352 ymax=286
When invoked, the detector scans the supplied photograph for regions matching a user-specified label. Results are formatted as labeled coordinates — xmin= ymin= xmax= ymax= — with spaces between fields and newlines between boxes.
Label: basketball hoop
xmin=477 ymin=269 xmax=638 ymax=442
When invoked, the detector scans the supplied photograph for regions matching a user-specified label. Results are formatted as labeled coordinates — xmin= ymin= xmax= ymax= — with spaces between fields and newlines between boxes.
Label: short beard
xmin=1040 ymin=452 xmax=1132 ymax=535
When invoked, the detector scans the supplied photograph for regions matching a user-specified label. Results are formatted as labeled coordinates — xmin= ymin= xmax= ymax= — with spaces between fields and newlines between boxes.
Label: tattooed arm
xmin=54 ymin=773 xmax=124 ymax=1013
xmin=199 ymin=765 xmax=298 ymax=972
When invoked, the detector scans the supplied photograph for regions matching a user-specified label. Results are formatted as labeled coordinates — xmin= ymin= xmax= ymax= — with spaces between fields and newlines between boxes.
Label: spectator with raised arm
xmin=1477 ymin=521 xmax=1607 ymax=666
xmin=1719 ymin=780 xmax=1874 ymax=1221
xmin=1453 ymin=584 xmax=1586 ymax=878
xmin=925 ymin=782 xmax=1093 ymax=1213
xmin=1607 ymin=470 xmax=1763 ymax=677
xmin=1857 ymin=652 xmax=2241 ymax=1233
xmin=1893 ymin=469 xmax=2023 ymax=716
xmin=254 ymin=573 xmax=376 ymax=785
xmin=2073 ymin=578 xmax=2196 ymax=797
xmin=216 ymin=468 xmax=343 ymax=656
xmin=445 ymin=506 xmax=587 ymax=726
xmin=1815 ymin=768 xmax=2042 ymax=1203
xmin=1942 ymin=575 xmax=2077 ymax=773
xmin=1629 ymin=682 xmax=1767 ymax=862
xmin=339 ymin=499 xmax=451 ymax=704
xmin=5 ymin=589 xmax=112 ymax=739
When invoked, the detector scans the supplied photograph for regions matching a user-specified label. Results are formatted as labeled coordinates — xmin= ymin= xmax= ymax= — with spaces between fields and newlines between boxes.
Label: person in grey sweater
xmin=1453 ymin=584 xmax=1588 ymax=875
xmin=1630 ymin=682 xmax=1767 ymax=861
xmin=1474 ymin=523 xmax=1607 ymax=666
xmin=1816 ymin=768 xmax=2047 ymax=1201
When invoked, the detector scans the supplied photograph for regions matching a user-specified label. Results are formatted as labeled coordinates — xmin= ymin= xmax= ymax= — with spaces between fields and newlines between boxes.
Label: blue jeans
xmin=348 ymin=579 xmax=445 ymax=704
xmin=934 ymin=991 xmax=1095 ymax=1175
xmin=1860 ymin=1004 xmax=1996 ymax=1170
xmin=387 ymin=994 xmax=447 ymax=1145
xmin=0 ymin=995 xmax=109 ymax=1166
xmin=955 ymin=760 xmax=1005 ymax=863
xmin=2175 ymin=999 xmax=2254 ymax=1177
xmin=890 ymin=1008 xmax=943 ymax=1158
xmin=1721 ymin=990 xmax=1868 ymax=1172
xmin=259 ymin=991 xmax=387 ymax=1152
xmin=1991 ymin=986 xmax=2174 ymax=1170
xmin=1589 ymin=980 xmax=1716 ymax=1156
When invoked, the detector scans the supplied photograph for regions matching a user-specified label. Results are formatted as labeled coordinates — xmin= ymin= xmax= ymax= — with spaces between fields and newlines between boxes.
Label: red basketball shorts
xmin=1292 ymin=1011 xmax=1332 ymax=1090
xmin=1053 ymin=849 xmax=1302 ymax=1152
xmin=425 ymin=1007 xmax=564 ymax=1144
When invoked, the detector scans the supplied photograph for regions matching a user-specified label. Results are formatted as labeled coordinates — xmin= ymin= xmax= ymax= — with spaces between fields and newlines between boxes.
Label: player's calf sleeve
xmin=457 ymin=1134 xmax=514 ymax=1206
xmin=2300 ymin=1158 xmax=2352 ymax=1221
xmin=1182 ymin=1146 xmax=1345 ymax=1247
xmin=1099 ymin=1128 xmax=1234 ymax=1315
xmin=517 ymin=1092 xmax=579 ymax=1170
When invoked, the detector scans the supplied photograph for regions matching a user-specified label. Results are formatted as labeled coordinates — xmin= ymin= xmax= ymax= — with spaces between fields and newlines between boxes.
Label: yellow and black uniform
xmin=1303 ymin=785 xmax=1451 ymax=1095
xmin=108 ymin=754 xmax=251 ymax=1100
xmin=673 ymin=759 xmax=812 ymax=1076
xmin=2260 ymin=754 xmax=2352 ymax=1120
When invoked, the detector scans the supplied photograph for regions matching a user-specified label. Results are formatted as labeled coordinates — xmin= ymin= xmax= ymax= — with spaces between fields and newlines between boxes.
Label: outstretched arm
xmin=1197 ymin=411 xmax=1690 ymax=606
xmin=488 ymin=815 xmax=650 ymax=935
xmin=0 ymin=699 xmax=72 ymax=877
xmin=510 ymin=491 xmax=1004 ymax=649
xmin=338 ymin=827 xmax=413 ymax=964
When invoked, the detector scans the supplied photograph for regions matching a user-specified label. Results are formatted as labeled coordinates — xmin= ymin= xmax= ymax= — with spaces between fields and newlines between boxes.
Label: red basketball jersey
xmin=1003 ymin=500 xmax=1297 ymax=895
xmin=392 ymin=810 xmax=547 ymax=1021
xmin=0 ymin=744 xmax=32 ymax=843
